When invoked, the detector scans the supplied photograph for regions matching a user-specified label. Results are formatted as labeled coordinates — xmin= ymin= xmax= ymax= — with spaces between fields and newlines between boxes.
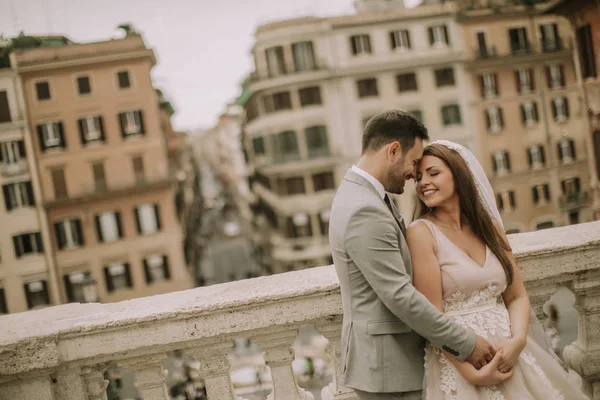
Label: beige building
xmin=243 ymin=0 xmax=480 ymax=273
xmin=10 ymin=34 xmax=191 ymax=304
xmin=458 ymin=0 xmax=594 ymax=232
xmin=0 ymin=60 xmax=59 ymax=313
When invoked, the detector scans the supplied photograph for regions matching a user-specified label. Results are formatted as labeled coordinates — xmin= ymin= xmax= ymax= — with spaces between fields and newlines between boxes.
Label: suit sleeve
xmin=344 ymin=205 xmax=476 ymax=361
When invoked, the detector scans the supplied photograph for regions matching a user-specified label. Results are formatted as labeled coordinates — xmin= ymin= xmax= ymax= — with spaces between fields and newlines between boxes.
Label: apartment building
xmin=543 ymin=0 xmax=600 ymax=220
xmin=243 ymin=0 xmax=478 ymax=273
xmin=10 ymin=34 xmax=191 ymax=304
xmin=0 ymin=62 xmax=58 ymax=313
xmin=458 ymin=0 xmax=594 ymax=232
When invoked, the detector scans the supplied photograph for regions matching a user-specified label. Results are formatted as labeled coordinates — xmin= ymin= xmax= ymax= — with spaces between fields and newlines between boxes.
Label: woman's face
xmin=416 ymin=155 xmax=456 ymax=208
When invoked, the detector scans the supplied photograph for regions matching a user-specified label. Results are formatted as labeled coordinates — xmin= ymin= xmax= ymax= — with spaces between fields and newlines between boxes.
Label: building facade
xmin=10 ymin=34 xmax=191 ymax=304
xmin=243 ymin=0 xmax=479 ymax=273
xmin=458 ymin=0 xmax=594 ymax=232
xmin=0 ymin=63 xmax=58 ymax=313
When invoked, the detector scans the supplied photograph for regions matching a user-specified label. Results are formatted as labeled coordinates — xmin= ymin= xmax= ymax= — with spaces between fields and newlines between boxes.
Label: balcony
xmin=559 ymin=191 xmax=590 ymax=210
xmin=1 ymin=160 xmax=28 ymax=177
xmin=1 ymin=223 xmax=599 ymax=399
xmin=249 ymin=60 xmax=330 ymax=92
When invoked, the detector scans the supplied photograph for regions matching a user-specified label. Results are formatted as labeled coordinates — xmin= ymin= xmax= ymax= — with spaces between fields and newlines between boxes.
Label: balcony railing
xmin=0 ymin=223 xmax=599 ymax=399
xmin=1 ymin=160 xmax=28 ymax=177
xmin=511 ymin=41 xmax=533 ymax=56
xmin=559 ymin=191 xmax=590 ymax=210
xmin=542 ymin=37 xmax=564 ymax=53
xmin=475 ymin=45 xmax=498 ymax=59
xmin=250 ymin=59 xmax=328 ymax=83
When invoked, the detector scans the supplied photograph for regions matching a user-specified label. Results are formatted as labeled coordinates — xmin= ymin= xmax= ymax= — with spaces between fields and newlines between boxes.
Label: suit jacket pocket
xmin=367 ymin=319 xmax=411 ymax=335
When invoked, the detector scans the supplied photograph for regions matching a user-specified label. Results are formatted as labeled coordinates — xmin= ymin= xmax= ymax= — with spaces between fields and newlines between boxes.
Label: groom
xmin=329 ymin=110 xmax=495 ymax=399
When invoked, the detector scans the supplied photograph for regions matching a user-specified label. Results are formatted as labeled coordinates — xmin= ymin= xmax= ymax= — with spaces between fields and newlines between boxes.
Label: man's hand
xmin=465 ymin=335 xmax=496 ymax=369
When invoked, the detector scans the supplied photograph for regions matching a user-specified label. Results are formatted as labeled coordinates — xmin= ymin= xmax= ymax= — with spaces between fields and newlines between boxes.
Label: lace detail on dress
xmin=484 ymin=386 xmax=506 ymax=400
xmin=520 ymin=351 xmax=565 ymax=400
xmin=430 ymin=346 xmax=458 ymax=400
xmin=444 ymin=283 xmax=502 ymax=313
xmin=450 ymin=305 xmax=511 ymax=339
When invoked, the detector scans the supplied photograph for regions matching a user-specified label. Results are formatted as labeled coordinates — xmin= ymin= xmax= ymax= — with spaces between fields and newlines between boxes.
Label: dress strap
xmin=408 ymin=219 xmax=439 ymax=254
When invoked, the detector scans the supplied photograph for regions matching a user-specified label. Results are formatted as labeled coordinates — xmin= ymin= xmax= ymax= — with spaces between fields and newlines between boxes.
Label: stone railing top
xmin=0 ymin=222 xmax=598 ymax=378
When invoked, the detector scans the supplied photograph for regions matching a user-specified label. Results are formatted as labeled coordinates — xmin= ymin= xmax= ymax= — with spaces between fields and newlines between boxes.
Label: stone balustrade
xmin=0 ymin=222 xmax=599 ymax=400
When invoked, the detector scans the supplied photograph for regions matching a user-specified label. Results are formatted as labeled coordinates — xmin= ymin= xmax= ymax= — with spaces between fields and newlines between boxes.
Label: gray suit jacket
xmin=329 ymin=169 xmax=476 ymax=393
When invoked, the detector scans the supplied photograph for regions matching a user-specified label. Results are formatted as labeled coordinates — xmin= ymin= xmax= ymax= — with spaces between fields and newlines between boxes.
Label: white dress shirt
xmin=351 ymin=165 xmax=386 ymax=199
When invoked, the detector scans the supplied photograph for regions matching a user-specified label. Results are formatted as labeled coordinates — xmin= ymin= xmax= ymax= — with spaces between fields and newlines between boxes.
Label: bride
xmin=406 ymin=140 xmax=589 ymax=399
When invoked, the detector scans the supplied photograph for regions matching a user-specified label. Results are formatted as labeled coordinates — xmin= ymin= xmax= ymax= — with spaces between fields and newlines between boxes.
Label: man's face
xmin=386 ymin=138 xmax=424 ymax=195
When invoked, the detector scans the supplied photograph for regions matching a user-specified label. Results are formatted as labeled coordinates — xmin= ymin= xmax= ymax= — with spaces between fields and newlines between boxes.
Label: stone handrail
xmin=0 ymin=222 xmax=599 ymax=400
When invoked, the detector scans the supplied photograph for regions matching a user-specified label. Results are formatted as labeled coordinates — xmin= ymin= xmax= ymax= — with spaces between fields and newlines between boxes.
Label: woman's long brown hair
xmin=413 ymin=144 xmax=514 ymax=285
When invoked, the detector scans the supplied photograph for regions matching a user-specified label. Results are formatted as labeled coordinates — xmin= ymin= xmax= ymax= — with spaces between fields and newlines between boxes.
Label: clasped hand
xmin=471 ymin=338 xmax=525 ymax=386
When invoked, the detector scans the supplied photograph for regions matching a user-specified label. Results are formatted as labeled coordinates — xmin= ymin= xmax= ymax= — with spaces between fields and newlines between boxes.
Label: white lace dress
xmin=416 ymin=219 xmax=589 ymax=400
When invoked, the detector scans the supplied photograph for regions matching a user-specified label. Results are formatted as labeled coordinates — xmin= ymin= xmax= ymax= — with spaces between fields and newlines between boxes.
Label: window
xmin=117 ymin=71 xmax=131 ymax=88
xmin=95 ymin=211 xmax=122 ymax=243
xmin=577 ymin=24 xmax=597 ymax=79
xmin=263 ymin=92 xmax=292 ymax=113
xmin=595 ymin=131 xmax=600 ymax=179
xmin=492 ymin=151 xmax=511 ymax=175
xmin=390 ymin=29 xmax=411 ymax=51
xmin=254 ymin=172 xmax=271 ymax=189
xmin=527 ymin=145 xmax=546 ymax=169
xmin=265 ymin=46 xmax=287 ymax=77
xmin=132 ymin=156 xmax=145 ymax=183
xmin=540 ymin=23 xmax=560 ymax=52
xmin=0 ymin=140 xmax=25 ymax=165
xmin=36 ymin=81 xmax=51 ymax=100
xmin=409 ymin=110 xmax=423 ymax=122
xmin=509 ymin=27 xmax=530 ymax=54
xmin=2 ymin=181 xmax=35 ymax=211
xmin=78 ymin=116 xmax=104 ymax=144
xmin=104 ymin=263 xmax=132 ymax=292
xmin=441 ymin=104 xmax=461 ymax=126
xmin=279 ymin=177 xmax=305 ymax=195
xmin=292 ymin=41 xmax=316 ymax=72
xmin=135 ymin=203 xmax=161 ymax=234
xmin=520 ymin=101 xmax=539 ymax=126
xmin=13 ymin=232 xmax=43 ymax=258
xmin=557 ymin=138 xmax=576 ymax=163
xmin=551 ymin=97 xmax=569 ymax=121
xmin=485 ymin=107 xmax=504 ymax=132
xmin=319 ymin=209 xmax=330 ymax=236
xmin=476 ymin=31 xmax=491 ymax=58
xmin=305 ymin=125 xmax=329 ymax=158
xmin=0 ymin=90 xmax=11 ymax=123
xmin=119 ymin=110 xmax=144 ymax=137
xmin=24 ymin=280 xmax=50 ymax=309
xmin=357 ymin=78 xmax=378 ymax=98
xmin=350 ymin=34 xmax=372 ymax=56
xmin=63 ymin=271 xmax=93 ymax=302
xmin=536 ymin=221 xmax=555 ymax=230
xmin=144 ymin=255 xmax=170 ymax=284
xmin=252 ymin=137 xmax=266 ymax=156
xmin=496 ymin=190 xmax=516 ymax=211
xmin=546 ymin=64 xmax=565 ymax=89
xmin=37 ymin=122 xmax=65 ymax=151
xmin=92 ymin=162 xmax=107 ymax=191
xmin=396 ymin=73 xmax=418 ymax=92
xmin=562 ymin=177 xmax=581 ymax=196
xmin=51 ymin=168 xmax=68 ymax=198
xmin=435 ymin=68 xmax=455 ymax=87
xmin=428 ymin=25 xmax=450 ymax=47
xmin=480 ymin=73 xmax=498 ymax=98
xmin=532 ymin=184 xmax=550 ymax=205
xmin=569 ymin=211 xmax=580 ymax=225
xmin=279 ymin=130 xmax=299 ymax=162
xmin=0 ymin=287 xmax=7 ymax=314
xmin=298 ymin=87 xmax=322 ymax=107
xmin=245 ymin=98 xmax=259 ymax=122
xmin=313 ymin=172 xmax=335 ymax=192
xmin=515 ymin=68 xmax=534 ymax=93
xmin=54 ymin=219 xmax=84 ymax=250
xmin=77 ymin=76 xmax=91 ymax=95
xmin=286 ymin=213 xmax=312 ymax=238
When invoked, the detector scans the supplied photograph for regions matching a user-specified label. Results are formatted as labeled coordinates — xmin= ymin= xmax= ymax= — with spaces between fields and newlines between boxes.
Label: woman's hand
xmin=496 ymin=337 xmax=526 ymax=373
xmin=468 ymin=351 xmax=514 ymax=386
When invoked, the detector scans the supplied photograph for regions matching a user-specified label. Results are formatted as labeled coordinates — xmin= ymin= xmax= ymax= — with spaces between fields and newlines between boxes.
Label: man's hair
xmin=361 ymin=110 xmax=429 ymax=155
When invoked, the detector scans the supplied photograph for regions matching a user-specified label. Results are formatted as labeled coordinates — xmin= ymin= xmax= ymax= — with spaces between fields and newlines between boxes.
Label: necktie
xmin=384 ymin=194 xmax=406 ymax=235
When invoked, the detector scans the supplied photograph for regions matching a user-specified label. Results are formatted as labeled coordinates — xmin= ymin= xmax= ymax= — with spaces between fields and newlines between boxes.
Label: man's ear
xmin=387 ymin=141 xmax=402 ymax=160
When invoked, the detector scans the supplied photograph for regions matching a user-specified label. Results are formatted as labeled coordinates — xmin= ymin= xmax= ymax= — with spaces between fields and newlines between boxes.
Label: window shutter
xmin=560 ymin=65 xmax=566 ymax=87
xmin=570 ymin=139 xmax=576 ymax=159
xmin=115 ymin=212 xmax=123 ymax=238
xmin=505 ymin=152 xmax=511 ymax=171
xmin=143 ymin=259 xmax=151 ymax=283
xmin=119 ymin=113 xmax=126 ymax=136
xmin=54 ymin=222 xmax=65 ymax=250
xmin=37 ymin=125 xmax=47 ymax=152
xmin=514 ymin=70 xmax=521 ymax=93
xmin=24 ymin=284 xmax=33 ymax=308
xmin=63 ymin=275 xmax=74 ymax=302
xmin=428 ymin=27 xmax=434 ymax=45
xmin=0 ymin=145 xmax=3 ymax=162
xmin=98 ymin=116 xmax=106 ymax=141
xmin=95 ymin=215 xmax=103 ymax=242
xmin=351 ymin=37 xmax=358 ymax=55
xmin=529 ymin=69 xmax=535 ymax=90
xmin=544 ymin=185 xmax=550 ymax=200
xmin=564 ymin=97 xmax=570 ymax=117
xmin=551 ymin=99 xmax=558 ymax=119
xmin=479 ymin=75 xmax=485 ymax=98
xmin=3 ymin=185 xmax=12 ymax=211
xmin=520 ymin=105 xmax=526 ymax=124
xmin=496 ymin=193 xmax=504 ymax=210
xmin=485 ymin=110 xmax=491 ymax=129
xmin=58 ymin=122 xmax=66 ymax=148
xmin=13 ymin=236 xmax=21 ymax=258
xmin=41 ymin=281 xmax=49 ymax=304
xmin=76 ymin=219 xmax=84 ymax=246
xmin=154 ymin=204 xmax=161 ymax=231
xmin=17 ymin=140 xmax=26 ymax=157
xmin=26 ymin=182 xmax=34 ymax=205
xmin=137 ymin=110 xmax=145 ymax=135
xmin=104 ymin=267 xmax=114 ymax=292
xmin=389 ymin=31 xmax=396 ymax=49
xmin=561 ymin=180 xmax=567 ymax=194
xmin=533 ymin=102 xmax=539 ymax=121
xmin=443 ymin=25 xmax=450 ymax=45
xmin=134 ymin=207 xmax=142 ymax=233
xmin=509 ymin=191 xmax=516 ymax=208
xmin=493 ymin=74 xmax=499 ymax=96
xmin=125 ymin=263 xmax=133 ymax=288
xmin=545 ymin=66 xmax=551 ymax=88
xmin=35 ymin=232 xmax=43 ymax=252
xmin=532 ymin=186 xmax=539 ymax=204
xmin=78 ymin=119 xmax=86 ymax=144
xmin=163 ymin=255 xmax=170 ymax=280
xmin=540 ymin=146 xmax=546 ymax=164
xmin=492 ymin=155 xmax=498 ymax=172
xmin=527 ymin=148 xmax=533 ymax=166
xmin=575 ymin=177 xmax=581 ymax=193
xmin=406 ymin=30 xmax=412 ymax=48
xmin=499 ymin=108 xmax=504 ymax=128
